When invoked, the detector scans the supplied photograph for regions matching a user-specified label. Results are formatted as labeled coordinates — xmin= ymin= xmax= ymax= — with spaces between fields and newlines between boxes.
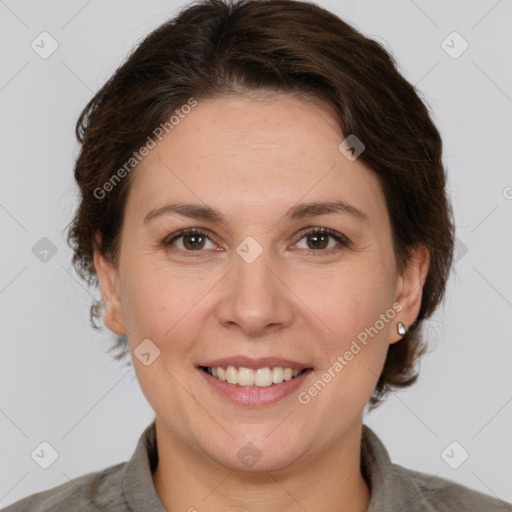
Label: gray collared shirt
xmin=2 ymin=421 xmax=510 ymax=511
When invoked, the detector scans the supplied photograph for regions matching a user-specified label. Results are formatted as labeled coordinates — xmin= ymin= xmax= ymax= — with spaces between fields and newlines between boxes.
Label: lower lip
xmin=198 ymin=368 xmax=313 ymax=406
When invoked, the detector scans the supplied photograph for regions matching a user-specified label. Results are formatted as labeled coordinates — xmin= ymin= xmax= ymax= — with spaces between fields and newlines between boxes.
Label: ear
xmin=93 ymin=234 xmax=127 ymax=337
xmin=390 ymin=244 xmax=430 ymax=344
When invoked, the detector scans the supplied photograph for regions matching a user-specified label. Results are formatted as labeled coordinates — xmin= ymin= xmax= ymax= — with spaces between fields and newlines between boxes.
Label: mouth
xmin=196 ymin=357 xmax=314 ymax=405
xmin=199 ymin=365 xmax=311 ymax=388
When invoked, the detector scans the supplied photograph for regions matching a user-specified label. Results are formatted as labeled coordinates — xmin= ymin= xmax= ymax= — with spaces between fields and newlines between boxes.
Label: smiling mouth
xmin=199 ymin=365 xmax=311 ymax=388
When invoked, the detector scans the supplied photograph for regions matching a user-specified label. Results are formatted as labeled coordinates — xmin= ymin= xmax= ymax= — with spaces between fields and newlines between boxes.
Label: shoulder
xmin=0 ymin=461 xmax=128 ymax=512
xmin=394 ymin=463 xmax=512 ymax=512
xmin=2 ymin=420 xmax=163 ymax=512
xmin=361 ymin=424 xmax=511 ymax=511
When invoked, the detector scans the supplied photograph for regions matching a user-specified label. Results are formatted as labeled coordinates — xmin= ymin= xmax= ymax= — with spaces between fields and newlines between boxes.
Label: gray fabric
xmin=2 ymin=421 xmax=510 ymax=511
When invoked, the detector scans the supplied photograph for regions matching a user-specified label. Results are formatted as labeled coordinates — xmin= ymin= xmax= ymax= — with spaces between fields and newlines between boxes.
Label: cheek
xmin=122 ymin=267 xmax=204 ymax=421
xmin=303 ymin=260 xmax=395 ymax=339
xmin=303 ymin=292 xmax=393 ymax=420
xmin=120 ymin=261 xmax=210 ymax=356
xmin=301 ymin=262 xmax=396 ymax=406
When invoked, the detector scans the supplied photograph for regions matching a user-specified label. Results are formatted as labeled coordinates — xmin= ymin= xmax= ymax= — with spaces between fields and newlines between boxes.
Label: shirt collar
xmin=121 ymin=420 xmax=166 ymax=512
xmin=361 ymin=424 xmax=435 ymax=511
xmin=121 ymin=420 xmax=433 ymax=511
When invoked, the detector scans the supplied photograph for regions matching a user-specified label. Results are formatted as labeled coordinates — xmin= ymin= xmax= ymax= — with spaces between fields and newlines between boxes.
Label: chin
xmin=207 ymin=435 xmax=308 ymax=474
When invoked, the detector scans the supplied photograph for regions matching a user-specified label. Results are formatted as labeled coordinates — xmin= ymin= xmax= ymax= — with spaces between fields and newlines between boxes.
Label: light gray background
xmin=1 ymin=0 xmax=511 ymax=508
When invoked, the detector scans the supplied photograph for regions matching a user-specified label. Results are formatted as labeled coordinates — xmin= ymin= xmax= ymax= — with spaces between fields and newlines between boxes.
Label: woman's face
xmin=95 ymin=93 xmax=428 ymax=472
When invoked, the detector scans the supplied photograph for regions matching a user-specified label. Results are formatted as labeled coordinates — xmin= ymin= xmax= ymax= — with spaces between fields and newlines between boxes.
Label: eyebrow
xmin=143 ymin=200 xmax=368 ymax=225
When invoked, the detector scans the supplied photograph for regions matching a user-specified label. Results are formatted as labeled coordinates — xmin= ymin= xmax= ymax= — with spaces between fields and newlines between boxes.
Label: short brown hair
xmin=67 ymin=0 xmax=455 ymax=410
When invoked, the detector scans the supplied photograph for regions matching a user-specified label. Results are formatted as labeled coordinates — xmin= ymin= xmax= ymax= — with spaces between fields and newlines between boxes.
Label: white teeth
xmin=254 ymin=367 xmax=272 ymax=387
xmin=206 ymin=365 xmax=306 ymax=387
xmin=272 ymin=367 xmax=284 ymax=384
xmin=238 ymin=367 xmax=255 ymax=386
xmin=226 ymin=365 xmax=238 ymax=384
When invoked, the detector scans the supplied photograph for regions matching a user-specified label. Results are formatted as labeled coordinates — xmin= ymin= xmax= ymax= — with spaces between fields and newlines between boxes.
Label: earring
xmin=397 ymin=322 xmax=407 ymax=336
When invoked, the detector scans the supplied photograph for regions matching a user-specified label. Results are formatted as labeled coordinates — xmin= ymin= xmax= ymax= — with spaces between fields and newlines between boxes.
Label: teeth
xmin=238 ymin=367 xmax=255 ymax=386
xmin=206 ymin=365 xmax=306 ymax=388
xmin=272 ymin=367 xmax=284 ymax=384
xmin=255 ymin=367 xmax=272 ymax=387
xmin=226 ymin=366 xmax=238 ymax=384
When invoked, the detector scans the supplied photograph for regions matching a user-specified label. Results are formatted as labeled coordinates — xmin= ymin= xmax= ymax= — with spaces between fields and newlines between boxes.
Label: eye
xmin=294 ymin=227 xmax=349 ymax=255
xmin=164 ymin=228 xmax=217 ymax=253
xmin=163 ymin=227 xmax=349 ymax=256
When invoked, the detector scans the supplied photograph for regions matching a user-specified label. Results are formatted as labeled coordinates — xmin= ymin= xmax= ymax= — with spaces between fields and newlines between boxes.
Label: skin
xmin=94 ymin=93 xmax=429 ymax=512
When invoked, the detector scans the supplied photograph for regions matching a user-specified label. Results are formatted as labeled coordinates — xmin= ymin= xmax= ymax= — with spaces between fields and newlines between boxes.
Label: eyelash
xmin=162 ymin=227 xmax=350 ymax=257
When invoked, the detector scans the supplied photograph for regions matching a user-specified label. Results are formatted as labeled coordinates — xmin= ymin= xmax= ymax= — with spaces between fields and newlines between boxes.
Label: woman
xmin=3 ymin=0 xmax=510 ymax=510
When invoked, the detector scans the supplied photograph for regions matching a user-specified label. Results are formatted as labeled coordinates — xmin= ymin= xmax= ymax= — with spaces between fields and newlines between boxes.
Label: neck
xmin=152 ymin=420 xmax=371 ymax=512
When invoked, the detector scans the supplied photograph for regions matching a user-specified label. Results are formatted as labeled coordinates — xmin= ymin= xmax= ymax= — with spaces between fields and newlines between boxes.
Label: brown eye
xmin=305 ymin=232 xmax=330 ymax=250
xmin=294 ymin=228 xmax=349 ymax=255
xmin=165 ymin=229 xmax=215 ymax=252
xmin=181 ymin=233 xmax=206 ymax=250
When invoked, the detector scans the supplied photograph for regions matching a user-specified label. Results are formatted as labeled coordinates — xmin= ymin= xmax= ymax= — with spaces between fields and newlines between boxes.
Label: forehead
xmin=124 ymin=94 xmax=386 ymax=226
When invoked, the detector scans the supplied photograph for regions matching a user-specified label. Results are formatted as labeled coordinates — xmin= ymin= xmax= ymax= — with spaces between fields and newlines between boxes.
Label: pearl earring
xmin=397 ymin=322 xmax=407 ymax=336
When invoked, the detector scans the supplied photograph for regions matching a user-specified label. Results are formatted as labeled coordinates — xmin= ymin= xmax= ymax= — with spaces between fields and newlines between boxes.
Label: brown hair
xmin=66 ymin=0 xmax=455 ymax=410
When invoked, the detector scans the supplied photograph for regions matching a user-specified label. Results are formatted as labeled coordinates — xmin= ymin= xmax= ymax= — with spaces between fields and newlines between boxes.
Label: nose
xmin=216 ymin=243 xmax=294 ymax=337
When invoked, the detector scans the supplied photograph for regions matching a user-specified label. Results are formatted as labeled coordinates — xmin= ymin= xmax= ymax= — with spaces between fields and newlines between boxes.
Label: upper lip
xmin=198 ymin=356 xmax=312 ymax=370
